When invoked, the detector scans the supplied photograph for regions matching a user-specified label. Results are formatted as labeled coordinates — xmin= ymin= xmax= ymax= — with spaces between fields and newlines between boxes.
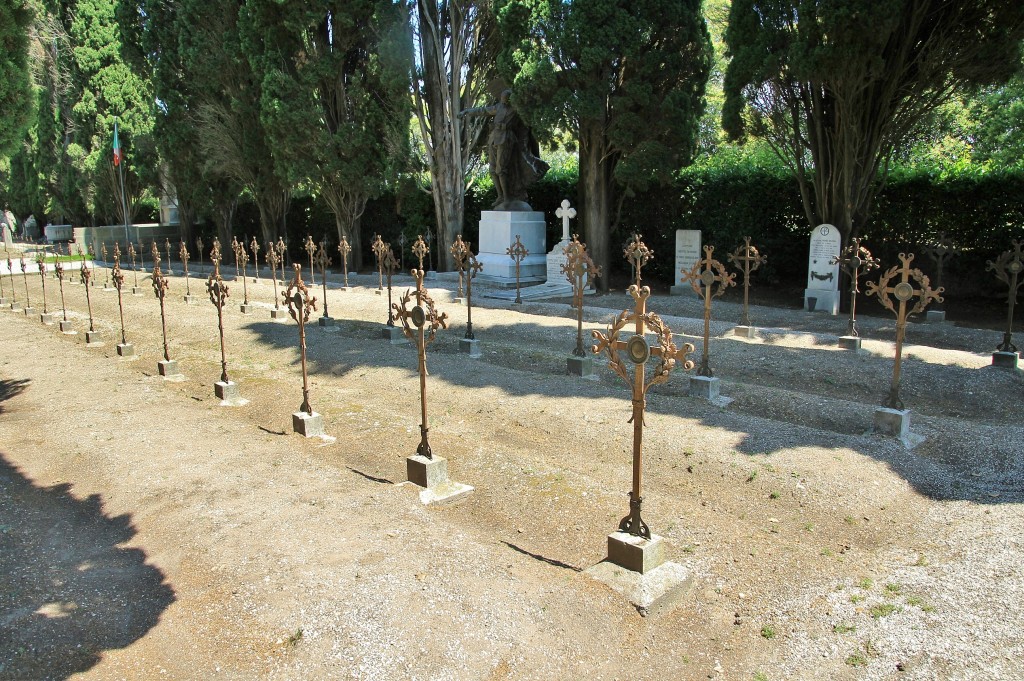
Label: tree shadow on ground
xmin=0 ymin=379 xmax=30 ymax=415
xmin=0 ymin=455 xmax=175 ymax=679
xmin=242 ymin=317 xmax=1024 ymax=505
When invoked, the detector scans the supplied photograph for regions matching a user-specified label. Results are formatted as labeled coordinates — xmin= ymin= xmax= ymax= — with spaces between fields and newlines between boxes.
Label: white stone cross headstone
xmin=556 ymin=199 xmax=576 ymax=242
xmin=804 ymin=223 xmax=842 ymax=314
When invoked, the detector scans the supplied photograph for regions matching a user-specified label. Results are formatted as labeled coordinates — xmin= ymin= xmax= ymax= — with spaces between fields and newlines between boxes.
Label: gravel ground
xmin=0 ymin=247 xmax=1021 ymax=680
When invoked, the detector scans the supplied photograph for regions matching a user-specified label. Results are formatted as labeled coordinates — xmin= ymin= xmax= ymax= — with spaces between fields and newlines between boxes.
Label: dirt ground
xmin=1 ymin=248 xmax=1022 ymax=681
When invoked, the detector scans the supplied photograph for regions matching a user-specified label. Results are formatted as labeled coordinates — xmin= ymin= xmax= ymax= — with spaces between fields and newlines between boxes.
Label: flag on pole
xmin=113 ymin=119 xmax=122 ymax=166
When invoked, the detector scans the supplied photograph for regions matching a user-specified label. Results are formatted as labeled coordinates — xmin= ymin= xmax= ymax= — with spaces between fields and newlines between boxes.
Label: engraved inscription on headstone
xmin=671 ymin=230 xmax=702 ymax=296
xmin=804 ymin=224 xmax=842 ymax=314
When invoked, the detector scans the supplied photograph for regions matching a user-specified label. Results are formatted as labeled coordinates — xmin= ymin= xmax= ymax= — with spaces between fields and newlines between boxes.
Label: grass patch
xmin=760 ymin=625 xmax=776 ymax=640
xmin=849 ymin=594 xmax=864 ymax=604
xmin=845 ymin=652 xmax=868 ymax=667
xmin=884 ymin=582 xmax=901 ymax=596
xmin=285 ymin=628 xmax=304 ymax=646
xmin=746 ymin=469 xmax=758 ymax=483
xmin=769 ymin=491 xmax=780 ymax=500
xmin=857 ymin=577 xmax=873 ymax=590
xmin=753 ymin=673 xmax=769 ymax=681
xmin=905 ymin=595 xmax=935 ymax=613
xmin=833 ymin=622 xmax=856 ymax=634
xmin=870 ymin=603 xmax=900 ymax=619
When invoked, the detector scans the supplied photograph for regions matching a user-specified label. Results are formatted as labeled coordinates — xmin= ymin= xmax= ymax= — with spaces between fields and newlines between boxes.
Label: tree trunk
xmin=579 ymin=121 xmax=613 ymax=293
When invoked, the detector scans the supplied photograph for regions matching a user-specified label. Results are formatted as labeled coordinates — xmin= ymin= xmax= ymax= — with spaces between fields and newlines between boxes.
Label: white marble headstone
xmin=804 ymin=224 xmax=841 ymax=314
xmin=670 ymin=229 xmax=702 ymax=296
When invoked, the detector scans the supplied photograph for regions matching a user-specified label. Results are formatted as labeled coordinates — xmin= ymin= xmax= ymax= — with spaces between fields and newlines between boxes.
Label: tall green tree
xmin=497 ymin=0 xmax=712 ymax=290
xmin=0 ymin=0 xmax=34 ymax=163
xmin=240 ymin=0 xmax=412 ymax=270
xmin=723 ymin=0 xmax=1024 ymax=245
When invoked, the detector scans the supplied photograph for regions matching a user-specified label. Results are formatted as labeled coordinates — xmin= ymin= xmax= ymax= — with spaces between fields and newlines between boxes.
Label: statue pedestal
xmin=475 ymin=211 xmax=546 ymax=286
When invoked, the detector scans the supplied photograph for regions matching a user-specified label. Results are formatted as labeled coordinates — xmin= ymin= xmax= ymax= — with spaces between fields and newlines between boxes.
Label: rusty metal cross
xmin=463 ymin=247 xmax=483 ymax=340
xmin=267 ymin=242 xmax=281 ymax=310
xmin=314 ymin=241 xmax=332 ymax=318
xmin=727 ymin=237 xmax=767 ymax=327
xmin=383 ymin=244 xmax=399 ymax=326
xmin=562 ymin=235 xmax=602 ymax=357
xmin=179 ymin=240 xmax=191 ymax=296
xmin=304 ymin=235 xmax=317 ymax=286
xmin=592 ymin=284 xmax=695 ymax=538
xmin=206 ymin=242 xmax=231 ymax=384
xmin=35 ymin=251 xmax=48 ymax=315
xmin=866 ymin=253 xmax=943 ymax=410
xmin=285 ymin=264 xmax=318 ymax=416
xmin=987 ymin=240 xmax=1024 ymax=354
xmin=337 ymin=236 xmax=352 ymax=288
xmin=372 ymin=234 xmax=387 ymax=290
xmin=624 ymin=233 xmax=653 ymax=288
xmin=250 ymin=237 xmax=261 ymax=281
xmin=831 ymin=238 xmax=879 ymax=337
xmin=450 ymin=234 xmax=470 ymax=298
xmin=506 ymin=234 xmax=528 ymax=304
xmin=112 ymin=243 xmax=128 ymax=345
xmin=682 ymin=245 xmax=737 ymax=376
xmin=128 ymin=241 xmax=139 ymax=288
xmin=412 ymin=235 xmax=429 ymax=272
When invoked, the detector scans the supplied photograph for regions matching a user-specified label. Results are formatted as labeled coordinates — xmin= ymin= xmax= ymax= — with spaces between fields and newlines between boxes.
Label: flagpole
xmin=115 ymin=117 xmax=130 ymax=244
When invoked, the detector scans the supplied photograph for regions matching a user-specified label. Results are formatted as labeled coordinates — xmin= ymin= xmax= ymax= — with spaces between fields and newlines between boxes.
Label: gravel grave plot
xmin=0 ymin=254 xmax=1022 ymax=680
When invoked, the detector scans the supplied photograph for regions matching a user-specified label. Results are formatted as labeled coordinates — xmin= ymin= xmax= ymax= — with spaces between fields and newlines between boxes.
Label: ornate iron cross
xmin=179 ymin=240 xmax=191 ymax=296
xmin=5 ymin=254 xmax=15 ymax=305
xmin=304 ymin=235 xmax=317 ymax=286
xmin=314 ymin=240 xmax=332 ymax=318
xmin=371 ymin=234 xmax=387 ymax=290
xmin=54 ymin=256 xmax=68 ymax=323
xmin=267 ymin=242 xmax=282 ymax=310
xmin=207 ymin=240 xmax=232 ymax=384
xmin=81 ymin=256 xmax=95 ymax=331
xmin=463 ymin=247 xmax=483 ymax=340
xmin=831 ymin=238 xmax=879 ymax=337
xmin=562 ymin=235 xmax=602 ymax=357
xmin=112 ymin=243 xmax=128 ymax=345
xmin=682 ymin=245 xmax=736 ymax=376
xmin=150 ymin=240 xmax=161 ymax=273
xmin=231 ymin=236 xmax=241 ymax=279
xmin=35 ymin=251 xmax=48 ymax=315
xmin=383 ymin=244 xmax=399 ymax=326
xmin=922 ymin=232 xmax=958 ymax=311
xmin=506 ymin=234 xmax=528 ymax=304
xmin=19 ymin=255 xmax=30 ymax=307
xmin=164 ymin=238 xmax=174 ymax=275
xmin=100 ymin=245 xmax=110 ymax=288
xmin=592 ymin=285 xmax=695 ymax=538
xmin=128 ymin=241 xmax=139 ymax=288
xmin=727 ymin=237 xmax=767 ymax=327
xmin=450 ymin=235 xmax=470 ymax=298
xmin=237 ymin=243 xmax=250 ymax=305
xmin=337 ymin=235 xmax=352 ymax=288
xmin=866 ymin=253 xmax=943 ymax=410
xmin=153 ymin=250 xmax=172 ymax=362
xmin=412 ymin=234 xmax=429 ymax=271
xmin=250 ymin=237 xmax=260 ymax=281
xmin=392 ymin=265 xmax=448 ymax=460
xmin=285 ymin=264 xmax=318 ymax=416
xmin=556 ymin=199 xmax=576 ymax=242
xmin=624 ymin=233 xmax=653 ymax=288
xmin=987 ymin=240 xmax=1024 ymax=354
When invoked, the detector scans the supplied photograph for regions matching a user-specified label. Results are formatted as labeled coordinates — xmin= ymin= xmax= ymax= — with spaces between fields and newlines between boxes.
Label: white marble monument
xmin=670 ymin=229 xmax=702 ymax=296
xmin=804 ymin=224 xmax=841 ymax=314
xmin=476 ymin=211 xmax=546 ymax=286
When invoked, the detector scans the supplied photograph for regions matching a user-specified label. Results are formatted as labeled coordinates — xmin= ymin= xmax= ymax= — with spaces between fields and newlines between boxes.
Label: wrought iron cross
xmin=624 ymin=233 xmax=653 ymax=288
xmin=463 ymin=246 xmax=483 ymax=340
xmin=5 ymin=254 xmax=15 ymax=305
xmin=556 ymin=199 xmax=576 ymax=242
xmin=398 ymin=233 xmax=407 ymax=271
xmin=267 ymin=242 xmax=282 ymax=310
xmin=506 ymin=234 xmax=528 ymax=304
xmin=101 ymin=245 xmax=109 ymax=288
xmin=866 ymin=253 xmax=943 ymax=410
xmin=128 ymin=241 xmax=139 ymax=288
xmin=987 ymin=240 xmax=1024 ymax=354
xmin=237 ymin=243 xmax=250 ymax=305
xmin=151 ymin=240 xmax=161 ymax=272
xmin=314 ymin=240 xmax=332 ymax=318
xmin=392 ymin=264 xmax=448 ymax=460
xmin=285 ymin=264 xmax=318 ymax=416
xmin=304 ymin=235 xmax=317 ymax=286
xmin=413 ymin=234 xmax=429 ymax=272
xmin=231 ymin=236 xmax=241 ymax=279
xmin=112 ymin=243 xmax=127 ymax=345
xmin=35 ymin=251 xmax=48 ymax=315
xmin=152 ymin=251 xmax=171 ymax=362
xmin=830 ymin=238 xmax=879 ymax=337
xmin=383 ymin=244 xmax=399 ymax=326
xmin=207 ymin=241 xmax=232 ymax=384
xmin=250 ymin=237 xmax=260 ymax=281
xmin=682 ymin=245 xmax=736 ymax=376
xmin=450 ymin=234 xmax=470 ymax=298
xmin=727 ymin=237 xmax=767 ymax=327
xmin=55 ymin=256 xmax=68 ymax=323
xmin=20 ymin=255 xmax=30 ymax=307
xmin=592 ymin=285 xmax=695 ymax=538
xmin=179 ymin=240 xmax=191 ymax=296
xmin=81 ymin=256 xmax=95 ymax=331
xmin=922 ymin=232 xmax=958 ymax=311
xmin=337 ymin=235 xmax=352 ymax=288
xmin=275 ymin=237 xmax=287 ymax=279
xmin=562 ymin=235 xmax=602 ymax=357
xmin=371 ymin=234 xmax=387 ymax=290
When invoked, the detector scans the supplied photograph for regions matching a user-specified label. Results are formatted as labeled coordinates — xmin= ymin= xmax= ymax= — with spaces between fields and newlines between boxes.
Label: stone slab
xmin=60 ymin=320 xmax=75 ymax=334
xmin=270 ymin=308 xmax=287 ymax=320
xmin=992 ymin=351 xmax=1019 ymax=369
xmin=567 ymin=355 xmax=597 ymax=378
xmin=673 ymin=229 xmax=702 ymax=292
xmin=483 ymin=281 xmax=572 ymax=301
xmin=85 ymin=330 xmax=103 ymax=345
xmin=607 ymin=531 xmax=666 ymax=574
xmin=925 ymin=310 xmax=946 ymax=323
xmin=381 ymin=325 xmax=407 ymax=344
xmin=215 ymin=380 xmax=247 ymax=406
xmin=585 ymin=559 xmax=694 ymax=618
xmin=0 ymin=297 xmax=7 ymax=306
xmin=872 ymin=406 xmax=924 ymax=448
xmin=22 ymin=307 xmax=36 ymax=316
xmin=398 ymin=479 xmax=475 ymax=505
xmin=39 ymin=313 xmax=54 ymax=325
xmin=804 ymin=224 xmax=841 ymax=315
xmin=733 ymin=325 xmax=756 ymax=339
xmin=132 ymin=287 xmax=144 ymax=296
xmin=838 ymin=335 xmax=862 ymax=351
xmin=689 ymin=375 xmax=720 ymax=400
xmin=459 ymin=338 xmax=481 ymax=358
xmin=292 ymin=411 xmax=325 ymax=438
xmin=453 ymin=297 xmax=467 ymax=305
xmin=158 ymin=359 xmax=181 ymax=377
xmin=116 ymin=343 xmax=135 ymax=357
xmin=239 ymin=303 xmax=254 ymax=314
xmin=183 ymin=295 xmax=197 ymax=304
xmin=407 ymin=454 xmax=449 ymax=489
xmin=317 ymin=316 xmax=335 ymax=327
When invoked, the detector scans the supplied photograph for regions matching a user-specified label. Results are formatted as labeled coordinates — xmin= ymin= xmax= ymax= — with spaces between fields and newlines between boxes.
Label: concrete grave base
xmin=132 ymin=287 xmax=144 ymax=296
xmin=8 ymin=304 xmax=21 ymax=312
xmin=59 ymin=320 xmax=75 ymax=334
xmin=39 ymin=313 xmax=54 ymax=325
xmin=607 ymin=531 xmax=665 ymax=574
xmin=733 ymin=325 xmax=756 ymax=339
xmin=22 ymin=307 xmax=36 ymax=316
xmin=991 ymin=351 xmax=1019 ymax=369
xmin=183 ymin=295 xmax=197 ymax=304
xmin=85 ymin=330 xmax=102 ymax=345
xmin=585 ymin=559 xmax=694 ymax=618
xmin=689 ymin=375 xmax=720 ymax=400
xmin=838 ymin=335 xmax=862 ymax=351
xmin=459 ymin=338 xmax=481 ymax=358
xmin=0 ymin=297 xmax=6 ymax=306
xmin=116 ymin=343 xmax=136 ymax=357
xmin=374 ymin=289 xmax=383 ymax=296
xmin=158 ymin=359 xmax=181 ymax=378
xmin=239 ymin=303 xmax=254 ymax=314
xmin=215 ymin=380 xmax=247 ymax=407
xmin=404 ymin=454 xmax=473 ymax=504
xmin=567 ymin=355 xmax=597 ymax=378
xmin=925 ymin=309 xmax=946 ymax=323
xmin=453 ymin=297 xmax=467 ymax=305
xmin=292 ymin=411 xmax=326 ymax=438
xmin=381 ymin=325 xmax=407 ymax=344
xmin=317 ymin=316 xmax=335 ymax=327
xmin=338 ymin=286 xmax=351 ymax=292
xmin=873 ymin=406 xmax=924 ymax=449
xmin=270 ymin=308 xmax=287 ymax=320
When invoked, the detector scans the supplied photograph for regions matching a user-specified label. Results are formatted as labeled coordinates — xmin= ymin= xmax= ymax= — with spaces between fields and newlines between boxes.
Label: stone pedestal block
xmin=338 ymin=286 xmax=351 ymax=292
xmin=838 ymin=335 xmax=862 ymax=351
xmin=925 ymin=310 xmax=946 ymax=323
xmin=381 ymin=325 xmax=407 ymax=344
xmin=132 ymin=287 xmax=144 ymax=296
xmin=116 ymin=343 xmax=135 ymax=357
xmin=874 ymin=406 xmax=911 ymax=440
xmin=453 ymin=297 xmax=467 ymax=305
xmin=407 ymin=454 xmax=449 ymax=489
xmin=22 ymin=307 xmax=35 ymax=316
xmin=689 ymin=375 xmax=720 ymax=400
xmin=215 ymin=380 xmax=245 ymax=406
xmin=292 ymin=411 xmax=325 ymax=438
xmin=60 ymin=320 xmax=75 ymax=334
xmin=0 ymin=297 xmax=7 ymax=306
xmin=459 ymin=338 xmax=481 ymax=358
xmin=991 ymin=351 xmax=1019 ymax=369
xmin=270 ymin=308 xmax=287 ymax=320
xmin=183 ymin=295 xmax=197 ymax=304
xmin=158 ymin=359 xmax=180 ymax=377
xmin=476 ymin=211 xmax=547 ymax=285
xmin=8 ymin=304 xmax=21 ymax=312
xmin=733 ymin=325 xmax=756 ymax=339
xmin=567 ymin=355 xmax=596 ymax=378
xmin=374 ymin=289 xmax=383 ymax=296
xmin=85 ymin=330 xmax=102 ymax=345
xmin=585 ymin=560 xmax=693 ymax=617
xmin=239 ymin=303 xmax=254 ymax=314
xmin=317 ymin=316 xmax=335 ymax=327
xmin=40 ymin=313 xmax=54 ymax=325
xmin=607 ymin=532 xmax=666 ymax=575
